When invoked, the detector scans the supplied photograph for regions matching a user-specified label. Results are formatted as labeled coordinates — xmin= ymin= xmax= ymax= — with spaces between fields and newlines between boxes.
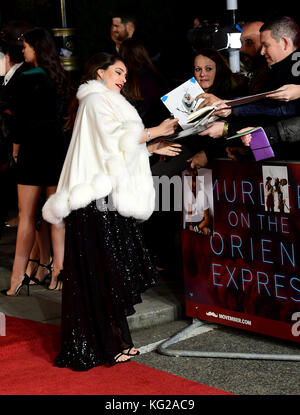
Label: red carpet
xmin=0 ymin=316 xmax=231 ymax=395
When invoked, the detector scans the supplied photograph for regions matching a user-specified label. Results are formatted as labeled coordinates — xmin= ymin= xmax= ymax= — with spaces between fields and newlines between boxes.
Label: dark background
xmin=1 ymin=0 xmax=299 ymax=78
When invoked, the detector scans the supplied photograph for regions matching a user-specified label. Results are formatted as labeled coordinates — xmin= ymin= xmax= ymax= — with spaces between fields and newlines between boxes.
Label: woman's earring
xmin=99 ymin=74 xmax=106 ymax=86
xmin=97 ymin=71 xmax=106 ymax=86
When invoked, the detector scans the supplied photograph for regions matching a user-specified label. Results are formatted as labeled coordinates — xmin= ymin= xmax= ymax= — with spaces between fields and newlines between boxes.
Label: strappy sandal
xmin=27 ymin=258 xmax=40 ymax=278
xmin=47 ymin=270 xmax=63 ymax=291
xmin=123 ymin=347 xmax=140 ymax=357
xmin=111 ymin=352 xmax=131 ymax=366
xmin=30 ymin=259 xmax=53 ymax=286
xmin=1 ymin=274 xmax=30 ymax=296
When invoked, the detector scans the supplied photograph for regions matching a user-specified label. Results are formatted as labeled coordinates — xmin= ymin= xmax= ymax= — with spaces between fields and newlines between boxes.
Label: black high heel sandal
xmin=27 ymin=258 xmax=40 ymax=278
xmin=1 ymin=274 xmax=30 ymax=297
xmin=111 ymin=352 xmax=131 ymax=366
xmin=30 ymin=259 xmax=53 ymax=286
xmin=47 ymin=270 xmax=63 ymax=291
xmin=123 ymin=347 xmax=140 ymax=357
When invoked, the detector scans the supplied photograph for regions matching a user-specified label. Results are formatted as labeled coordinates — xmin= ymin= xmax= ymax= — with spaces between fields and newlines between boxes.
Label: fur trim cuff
xmin=42 ymin=191 xmax=70 ymax=225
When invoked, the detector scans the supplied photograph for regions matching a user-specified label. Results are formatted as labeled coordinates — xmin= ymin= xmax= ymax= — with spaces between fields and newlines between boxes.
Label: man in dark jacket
xmin=231 ymin=16 xmax=300 ymax=119
xmin=194 ymin=16 xmax=300 ymax=163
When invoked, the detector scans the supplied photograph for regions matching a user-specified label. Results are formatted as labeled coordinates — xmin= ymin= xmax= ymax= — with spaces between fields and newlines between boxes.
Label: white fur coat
xmin=42 ymin=80 xmax=155 ymax=225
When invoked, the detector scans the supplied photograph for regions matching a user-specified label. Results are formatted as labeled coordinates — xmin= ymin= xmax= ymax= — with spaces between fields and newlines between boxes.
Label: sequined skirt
xmin=54 ymin=200 xmax=159 ymax=371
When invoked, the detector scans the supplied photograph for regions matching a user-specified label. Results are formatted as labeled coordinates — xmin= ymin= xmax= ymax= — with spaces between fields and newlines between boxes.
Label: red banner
xmin=182 ymin=160 xmax=300 ymax=342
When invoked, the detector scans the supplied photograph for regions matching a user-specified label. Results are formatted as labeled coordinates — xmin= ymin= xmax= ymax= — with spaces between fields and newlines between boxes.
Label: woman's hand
xmin=147 ymin=140 xmax=182 ymax=156
xmin=198 ymin=121 xmax=225 ymax=138
xmin=267 ymin=84 xmax=300 ymax=101
xmin=156 ymin=118 xmax=179 ymax=136
xmin=226 ymin=127 xmax=252 ymax=160
xmin=237 ymin=127 xmax=254 ymax=146
xmin=225 ymin=147 xmax=248 ymax=160
xmin=196 ymin=93 xmax=220 ymax=109
xmin=187 ymin=150 xmax=208 ymax=168
xmin=142 ymin=118 xmax=179 ymax=143
xmin=158 ymin=118 xmax=178 ymax=136
xmin=212 ymin=100 xmax=232 ymax=118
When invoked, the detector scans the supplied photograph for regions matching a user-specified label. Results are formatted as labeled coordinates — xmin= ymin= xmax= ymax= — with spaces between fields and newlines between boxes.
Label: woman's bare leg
xmin=25 ymin=237 xmax=40 ymax=276
xmin=34 ymin=219 xmax=52 ymax=282
xmin=36 ymin=219 xmax=51 ymax=264
xmin=46 ymin=186 xmax=65 ymax=289
xmin=7 ymin=185 xmax=42 ymax=294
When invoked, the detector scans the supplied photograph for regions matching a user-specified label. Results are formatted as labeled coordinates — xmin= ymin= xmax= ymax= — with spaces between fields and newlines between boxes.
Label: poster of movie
xmin=182 ymin=160 xmax=300 ymax=342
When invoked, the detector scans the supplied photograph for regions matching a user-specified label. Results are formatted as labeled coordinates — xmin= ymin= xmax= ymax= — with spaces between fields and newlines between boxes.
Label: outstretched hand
xmin=196 ymin=92 xmax=220 ymax=109
xmin=237 ymin=127 xmax=253 ymax=146
xmin=212 ymin=100 xmax=232 ymax=118
xmin=225 ymin=127 xmax=253 ymax=160
xmin=157 ymin=118 xmax=179 ymax=136
xmin=226 ymin=147 xmax=249 ymax=160
xmin=143 ymin=118 xmax=179 ymax=146
xmin=198 ymin=121 xmax=225 ymax=138
xmin=187 ymin=150 xmax=208 ymax=168
xmin=267 ymin=84 xmax=300 ymax=101
xmin=148 ymin=140 xmax=182 ymax=156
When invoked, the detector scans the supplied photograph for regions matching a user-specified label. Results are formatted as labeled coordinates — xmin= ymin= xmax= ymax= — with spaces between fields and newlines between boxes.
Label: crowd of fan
xmin=1 ymin=11 xmax=300 ymax=276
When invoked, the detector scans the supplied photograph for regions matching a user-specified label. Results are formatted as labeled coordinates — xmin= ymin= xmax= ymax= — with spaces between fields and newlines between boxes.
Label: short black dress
xmin=54 ymin=200 xmax=159 ymax=371
xmin=12 ymin=67 xmax=68 ymax=186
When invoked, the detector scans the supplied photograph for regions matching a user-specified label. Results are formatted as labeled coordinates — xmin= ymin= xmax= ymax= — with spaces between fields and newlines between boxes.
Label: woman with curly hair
xmin=1 ymin=27 xmax=72 ymax=296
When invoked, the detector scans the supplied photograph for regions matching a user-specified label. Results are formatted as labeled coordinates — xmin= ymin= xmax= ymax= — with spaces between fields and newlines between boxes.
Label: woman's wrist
xmin=143 ymin=123 xmax=166 ymax=144
xmin=145 ymin=128 xmax=151 ymax=142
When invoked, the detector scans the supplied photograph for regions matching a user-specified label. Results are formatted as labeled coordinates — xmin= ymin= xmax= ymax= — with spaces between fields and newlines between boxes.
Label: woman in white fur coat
xmin=42 ymin=52 xmax=180 ymax=369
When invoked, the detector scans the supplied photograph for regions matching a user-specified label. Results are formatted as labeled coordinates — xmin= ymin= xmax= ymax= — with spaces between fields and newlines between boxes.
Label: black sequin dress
xmin=54 ymin=199 xmax=158 ymax=371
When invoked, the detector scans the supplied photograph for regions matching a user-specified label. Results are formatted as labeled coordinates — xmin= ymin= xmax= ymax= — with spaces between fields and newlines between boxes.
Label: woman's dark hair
xmin=81 ymin=52 xmax=125 ymax=84
xmin=194 ymin=48 xmax=233 ymax=97
xmin=119 ymin=38 xmax=159 ymax=100
xmin=66 ymin=52 xmax=124 ymax=130
xmin=194 ymin=48 xmax=248 ymax=98
xmin=0 ymin=40 xmax=24 ymax=63
xmin=23 ymin=27 xmax=71 ymax=100
xmin=0 ymin=20 xmax=31 ymax=63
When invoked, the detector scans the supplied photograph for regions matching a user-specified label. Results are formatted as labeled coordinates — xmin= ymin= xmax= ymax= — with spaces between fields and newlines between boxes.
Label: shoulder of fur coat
xmin=42 ymin=79 xmax=155 ymax=225
xmin=77 ymin=80 xmax=140 ymax=119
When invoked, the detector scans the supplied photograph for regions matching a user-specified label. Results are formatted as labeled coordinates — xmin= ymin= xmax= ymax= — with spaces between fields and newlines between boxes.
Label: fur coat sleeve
xmin=42 ymin=80 xmax=155 ymax=225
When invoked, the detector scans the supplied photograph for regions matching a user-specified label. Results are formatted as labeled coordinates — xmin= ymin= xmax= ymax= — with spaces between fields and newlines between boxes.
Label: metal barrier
xmin=157 ymin=319 xmax=300 ymax=361
xmin=158 ymin=159 xmax=300 ymax=360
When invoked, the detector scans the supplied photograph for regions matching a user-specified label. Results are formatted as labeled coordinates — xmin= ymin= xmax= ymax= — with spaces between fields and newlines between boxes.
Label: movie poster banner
xmin=182 ymin=160 xmax=300 ymax=342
